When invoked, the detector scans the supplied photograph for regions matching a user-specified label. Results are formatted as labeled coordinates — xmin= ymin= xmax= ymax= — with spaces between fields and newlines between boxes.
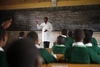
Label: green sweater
xmin=91 ymin=38 xmax=98 ymax=46
xmin=90 ymin=38 xmax=100 ymax=54
xmin=87 ymin=47 xmax=100 ymax=64
xmin=39 ymin=48 xmax=56 ymax=64
xmin=64 ymin=37 xmax=74 ymax=48
xmin=64 ymin=46 xmax=90 ymax=64
xmin=52 ymin=44 xmax=65 ymax=54
xmin=64 ymin=46 xmax=100 ymax=64
xmin=0 ymin=51 xmax=7 ymax=67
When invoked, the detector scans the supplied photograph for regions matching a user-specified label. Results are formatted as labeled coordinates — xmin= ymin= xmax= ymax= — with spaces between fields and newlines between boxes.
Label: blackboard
xmin=0 ymin=5 xmax=100 ymax=31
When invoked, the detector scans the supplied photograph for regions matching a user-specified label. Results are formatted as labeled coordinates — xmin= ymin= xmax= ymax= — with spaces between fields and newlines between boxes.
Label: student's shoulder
xmin=39 ymin=48 xmax=48 ymax=52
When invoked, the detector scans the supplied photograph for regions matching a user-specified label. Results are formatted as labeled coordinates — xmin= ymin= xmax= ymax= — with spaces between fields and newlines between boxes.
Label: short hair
xmin=73 ymin=29 xmax=85 ymax=42
xmin=57 ymin=36 xmax=65 ymax=44
xmin=61 ymin=29 xmax=68 ymax=35
xmin=0 ymin=26 xmax=6 ymax=41
xmin=44 ymin=17 xmax=48 ymax=20
xmin=5 ymin=39 xmax=39 ymax=67
xmin=84 ymin=31 xmax=92 ymax=44
xmin=27 ymin=31 xmax=38 ymax=42
xmin=19 ymin=32 xmax=25 ymax=37
xmin=89 ymin=30 xmax=93 ymax=36
xmin=68 ymin=31 xmax=73 ymax=37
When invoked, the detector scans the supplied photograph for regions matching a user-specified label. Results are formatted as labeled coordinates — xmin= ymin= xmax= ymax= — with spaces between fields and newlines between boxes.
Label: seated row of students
xmin=1 ymin=24 xmax=100 ymax=67
xmin=64 ymin=29 xmax=100 ymax=64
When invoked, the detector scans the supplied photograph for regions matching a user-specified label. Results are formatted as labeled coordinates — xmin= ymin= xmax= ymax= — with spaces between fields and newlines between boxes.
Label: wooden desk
xmin=47 ymin=63 xmax=100 ymax=67
xmin=56 ymin=54 xmax=63 ymax=60
xmin=41 ymin=64 xmax=47 ymax=67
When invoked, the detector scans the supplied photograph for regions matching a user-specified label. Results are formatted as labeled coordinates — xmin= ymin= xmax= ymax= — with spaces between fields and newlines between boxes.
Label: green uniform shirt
xmin=0 ymin=51 xmax=7 ymax=67
xmin=91 ymin=38 xmax=98 ymax=46
xmin=87 ymin=47 xmax=100 ymax=64
xmin=91 ymin=38 xmax=100 ymax=54
xmin=64 ymin=46 xmax=90 ymax=64
xmin=64 ymin=37 xmax=74 ymax=48
xmin=39 ymin=48 xmax=56 ymax=64
xmin=52 ymin=44 xmax=65 ymax=54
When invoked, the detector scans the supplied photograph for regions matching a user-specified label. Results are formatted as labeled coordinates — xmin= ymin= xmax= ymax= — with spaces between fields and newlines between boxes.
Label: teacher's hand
xmin=44 ymin=29 xmax=48 ymax=32
xmin=35 ymin=21 xmax=38 ymax=24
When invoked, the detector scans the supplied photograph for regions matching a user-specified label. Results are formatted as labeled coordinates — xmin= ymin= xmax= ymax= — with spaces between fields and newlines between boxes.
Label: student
xmin=84 ymin=32 xmax=100 ymax=64
xmin=68 ymin=31 xmax=73 ymax=37
xmin=52 ymin=36 xmax=65 ymax=54
xmin=2 ymin=19 xmax=12 ymax=29
xmin=19 ymin=31 xmax=25 ymax=39
xmin=27 ymin=31 xmax=56 ymax=64
xmin=61 ymin=29 xmax=73 ymax=47
xmin=5 ymin=39 xmax=42 ymax=67
xmin=85 ymin=30 xmax=100 ymax=54
xmin=64 ymin=29 xmax=90 ymax=64
xmin=0 ymin=26 xmax=8 ymax=67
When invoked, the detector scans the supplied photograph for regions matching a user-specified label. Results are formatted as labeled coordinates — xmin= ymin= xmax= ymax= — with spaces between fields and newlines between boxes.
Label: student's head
xmin=83 ymin=29 xmax=88 ymax=33
xmin=89 ymin=30 xmax=93 ymax=36
xmin=0 ymin=26 xmax=8 ymax=47
xmin=61 ymin=29 xmax=68 ymax=36
xmin=84 ymin=31 xmax=92 ymax=44
xmin=73 ymin=29 xmax=85 ymax=42
xmin=68 ymin=31 xmax=73 ymax=37
xmin=44 ymin=17 xmax=48 ymax=23
xmin=27 ymin=31 xmax=38 ymax=44
xmin=19 ymin=31 xmax=25 ymax=37
xmin=6 ymin=39 xmax=42 ymax=67
xmin=57 ymin=36 xmax=65 ymax=45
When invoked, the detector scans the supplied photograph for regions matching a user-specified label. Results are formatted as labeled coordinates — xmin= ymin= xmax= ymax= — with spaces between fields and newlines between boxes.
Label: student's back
xmin=52 ymin=36 xmax=65 ymax=54
xmin=27 ymin=31 xmax=57 ymax=64
xmin=64 ymin=37 xmax=74 ymax=47
xmin=64 ymin=46 xmax=90 ymax=64
xmin=39 ymin=48 xmax=56 ymax=64
xmin=86 ymin=47 xmax=100 ymax=64
xmin=64 ymin=29 xmax=90 ymax=64
xmin=84 ymin=31 xmax=100 ymax=64
xmin=52 ymin=44 xmax=65 ymax=54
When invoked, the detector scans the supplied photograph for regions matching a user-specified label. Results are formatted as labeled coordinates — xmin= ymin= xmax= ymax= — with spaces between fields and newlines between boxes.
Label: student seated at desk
xmin=0 ymin=26 xmax=8 ymax=67
xmin=52 ymin=36 xmax=65 ymax=54
xmin=89 ymin=30 xmax=98 ymax=47
xmin=64 ymin=29 xmax=90 ymax=64
xmin=18 ymin=31 xmax=25 ymax=39
xmin=84 ymin=31 xmax=100 ymax=64
xmin=27 ymin=31 xmax=56 ymax=64
xmin=85 ymin=30 xmax=100 ymax=54
xmin=61 ymin=29 xmax=73 ymax=47
xmin=5 ymin=39 xmax=42 ymax=67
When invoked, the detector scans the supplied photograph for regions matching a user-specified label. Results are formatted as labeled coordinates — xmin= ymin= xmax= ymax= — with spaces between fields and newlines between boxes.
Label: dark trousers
xmin=43 ymin=41 xmax=50 ymax=48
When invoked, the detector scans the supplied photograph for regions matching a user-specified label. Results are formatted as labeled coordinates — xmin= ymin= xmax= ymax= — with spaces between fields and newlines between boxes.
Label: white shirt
xmin=72 ymin=42 xmax=86 ymax=47
xmin=19 ymin=37 xmax=24 ymax=39
xmin=37 ymin=22 xmax=52 ymax=42
xmin=35 ymin=44 xmax=41 ymax=48
xmin=61 ymin=35 xmax=67 ymax=38
xmin=0 ymin=47 xmax=4 ymax=51
xmin=85 ymin=43 xmax=92 ymax=47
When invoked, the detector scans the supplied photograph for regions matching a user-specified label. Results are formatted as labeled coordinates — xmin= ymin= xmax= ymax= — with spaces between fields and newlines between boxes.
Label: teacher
xmin=36 ymin=17 xmax=52 ymax=48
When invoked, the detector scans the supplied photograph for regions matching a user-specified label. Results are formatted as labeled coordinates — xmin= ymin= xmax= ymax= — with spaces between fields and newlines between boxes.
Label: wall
xmin=0 ymin=5 xmax=100 ymax=31
xmin=0 ymin=0 xmax=100 ymax=10
xmin=7 ymin=31 xmax=100 ymax=48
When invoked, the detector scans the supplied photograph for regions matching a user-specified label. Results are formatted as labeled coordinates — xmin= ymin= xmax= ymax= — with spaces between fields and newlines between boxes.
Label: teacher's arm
xmin=36 ymin=21 xmax=43 ymax=29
